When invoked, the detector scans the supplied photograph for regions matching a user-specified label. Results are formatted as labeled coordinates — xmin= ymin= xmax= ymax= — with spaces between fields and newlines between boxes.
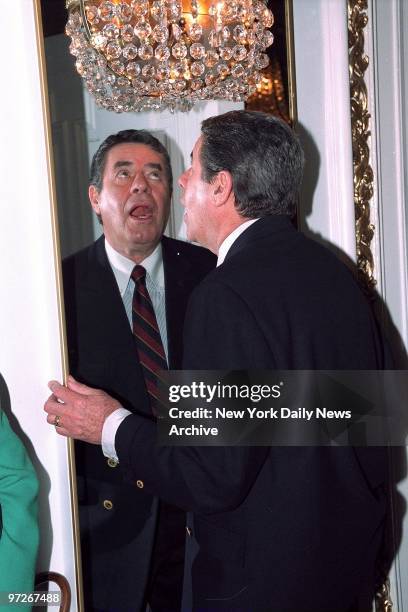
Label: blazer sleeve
xmin=115 ymin=280 xmax=271 ymax=514
xmin=0 ymin=411 xmax=39 ymax=595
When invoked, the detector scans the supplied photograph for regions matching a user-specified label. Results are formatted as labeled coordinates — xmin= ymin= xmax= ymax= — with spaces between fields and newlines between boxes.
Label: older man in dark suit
xmin=47 ymin=112 xmax=386 ymax=612
xmin=62 ymin=129 xmax=215 ymax=612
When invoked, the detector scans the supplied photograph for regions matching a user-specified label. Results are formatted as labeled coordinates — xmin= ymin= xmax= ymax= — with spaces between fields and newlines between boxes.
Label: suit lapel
xmin=78 ymin=236 xmax=199 ymax=404
xmin=83 ymin=237 xmax=133 ymax=346
xmin=78 ymin=237 xmax=153 ymax=415
xmin=162 ymin=237 xmax=194 ymax=368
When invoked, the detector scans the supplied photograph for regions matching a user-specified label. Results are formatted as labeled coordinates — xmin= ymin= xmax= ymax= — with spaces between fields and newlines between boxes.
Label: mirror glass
xmin=40 ymin=1 xmax=295 ymax=608
xmin=41 ymin=0 xmax=294 ymax=257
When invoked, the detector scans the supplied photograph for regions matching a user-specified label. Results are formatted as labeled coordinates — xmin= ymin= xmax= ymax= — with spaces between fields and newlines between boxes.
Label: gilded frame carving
xmin=348 ymin=0 xmax=376 ymax=291
xmin=33 ymin=0 xmax=85 ymax=609
xmin=348 ymin=1 xmax=393 ymax=609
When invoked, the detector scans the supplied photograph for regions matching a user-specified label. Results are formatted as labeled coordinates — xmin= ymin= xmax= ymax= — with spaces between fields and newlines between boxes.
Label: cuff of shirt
xmin=102 ymin=408 xmax=131 ymax=461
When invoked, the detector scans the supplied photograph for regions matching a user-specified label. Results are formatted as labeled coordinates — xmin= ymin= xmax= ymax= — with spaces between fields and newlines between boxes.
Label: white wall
xmin=292 ymin=0 xmax=356 ymax=260
xmin=0 ymin=1 xmax=79 ymax=607
xmin=368 ymin=1 xmax=408 ymax=609
xmin=292 ymin=0 xmax=408 ymax=609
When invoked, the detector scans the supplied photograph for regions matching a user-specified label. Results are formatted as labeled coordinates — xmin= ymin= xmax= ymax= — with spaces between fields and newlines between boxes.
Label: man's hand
xmin=44 ymin=375 xmax=121 ymax=444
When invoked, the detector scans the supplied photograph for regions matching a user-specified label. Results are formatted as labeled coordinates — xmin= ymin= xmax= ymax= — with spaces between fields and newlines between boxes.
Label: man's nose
xmin=131 ymin=172 xmax=150 ymax=193
xmin=178 ymin=171 xmax=187 ymax=193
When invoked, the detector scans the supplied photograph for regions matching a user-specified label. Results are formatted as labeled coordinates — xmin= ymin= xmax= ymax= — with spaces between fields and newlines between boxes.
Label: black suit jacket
xmin=116 ymin=217 xmax=387 ymax=611
xmin=63 ymin=235 xmax=215 ymax=612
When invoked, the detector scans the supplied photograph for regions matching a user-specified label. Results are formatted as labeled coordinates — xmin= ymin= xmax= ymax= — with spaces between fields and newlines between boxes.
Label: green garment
xmin=0 ymin=409 xmax=39 ymax=610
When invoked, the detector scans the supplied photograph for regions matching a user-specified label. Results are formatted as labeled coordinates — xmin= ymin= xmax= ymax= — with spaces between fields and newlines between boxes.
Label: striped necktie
xmin=131 ymin=265 xmax=168 ymax=415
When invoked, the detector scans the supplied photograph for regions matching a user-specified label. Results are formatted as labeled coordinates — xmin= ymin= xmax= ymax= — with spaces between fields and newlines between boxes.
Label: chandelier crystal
xmin=65 ymin=0 xmax=274 ymax=112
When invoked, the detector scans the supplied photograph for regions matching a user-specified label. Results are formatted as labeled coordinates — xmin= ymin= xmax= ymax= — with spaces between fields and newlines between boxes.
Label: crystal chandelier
xmin=246 ymin=59 xmax=289 ymax=122
xmin=65 ymin=0 xmax=274 ymax=112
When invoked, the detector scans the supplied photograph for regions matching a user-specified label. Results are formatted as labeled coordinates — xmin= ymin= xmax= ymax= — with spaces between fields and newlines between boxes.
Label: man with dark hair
xmin=89 ymin=129 xmax=173 ymax=194
xmin=47 ymin=112 xmax=386 ymax=611
xmin=198 ymin=111 xmax=302 ymax=218
xmin=62 ymin=129 xmax=215 ymax=612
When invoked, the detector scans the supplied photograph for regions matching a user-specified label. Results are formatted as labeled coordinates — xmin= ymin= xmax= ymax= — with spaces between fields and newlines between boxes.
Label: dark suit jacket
xmin=63 ymin=235 xmax=215 ymax=612
xmin=116 ymin=216 xmax=387 ymax=611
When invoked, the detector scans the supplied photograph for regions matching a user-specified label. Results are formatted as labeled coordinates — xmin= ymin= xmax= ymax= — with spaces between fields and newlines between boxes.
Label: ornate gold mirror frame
xmin=33 ymin=1 xmax=295 ymax=610
xmin=348 ymin=0 xmax=376 ymax=292
xmin=33 ymin=1 xmax=85 ymax=609
xmin=348 ymin=1 xmax=393 ymax=611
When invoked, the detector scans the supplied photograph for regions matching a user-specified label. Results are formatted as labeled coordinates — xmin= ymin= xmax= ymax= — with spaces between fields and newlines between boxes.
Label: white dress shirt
xmin=102 ymin=239 xmax=167 ymax=460
xmin=217 ymin=218 xmax=259 ymax=266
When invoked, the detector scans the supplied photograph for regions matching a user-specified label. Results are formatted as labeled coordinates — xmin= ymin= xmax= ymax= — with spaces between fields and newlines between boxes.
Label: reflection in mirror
xmin=246 ymin=0 xmax=292 ymax=122
xmin=42 ymin=0 xmax=293 ymax=256
xmin=41 ymin=1 xmax=293 ymax=610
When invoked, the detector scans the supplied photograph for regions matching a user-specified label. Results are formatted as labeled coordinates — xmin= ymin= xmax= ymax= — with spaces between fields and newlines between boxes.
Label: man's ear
xmin=89 ymin=185 xmax=101 ymax=215
xmin=212 ymin=170 xmax=233 ymax=207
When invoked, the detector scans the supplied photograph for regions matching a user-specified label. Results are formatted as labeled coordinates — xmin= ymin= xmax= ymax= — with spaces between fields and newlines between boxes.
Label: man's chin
xmin=127 ymin=228 xmax=161 ymax=248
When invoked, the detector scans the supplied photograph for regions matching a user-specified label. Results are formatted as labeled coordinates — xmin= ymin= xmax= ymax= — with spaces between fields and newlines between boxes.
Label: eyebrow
xmin=113 ymin=161 xmax=163 ymax=172
xmin=144 ymin=162 xmax=163 ymax=172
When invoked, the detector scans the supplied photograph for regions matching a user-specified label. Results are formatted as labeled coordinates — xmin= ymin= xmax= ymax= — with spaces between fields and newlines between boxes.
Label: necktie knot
xmin=131 ymin=264 xmax=146 ymax=285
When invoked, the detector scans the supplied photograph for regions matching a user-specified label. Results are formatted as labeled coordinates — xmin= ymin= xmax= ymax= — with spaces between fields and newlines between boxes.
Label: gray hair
xmin=200 ymin=110 xmax=304 ymax=218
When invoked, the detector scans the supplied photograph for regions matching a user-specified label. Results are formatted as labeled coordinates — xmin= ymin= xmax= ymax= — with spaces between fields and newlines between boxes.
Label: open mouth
xmin=129 ymin=205 xmax=153 ymax=221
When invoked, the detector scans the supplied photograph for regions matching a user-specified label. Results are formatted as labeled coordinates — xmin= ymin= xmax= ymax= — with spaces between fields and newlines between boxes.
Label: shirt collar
xmin=217 ymin=218 xmax=259 ymax=267
xmin=104 ymin=238 xmax=164 ymax=296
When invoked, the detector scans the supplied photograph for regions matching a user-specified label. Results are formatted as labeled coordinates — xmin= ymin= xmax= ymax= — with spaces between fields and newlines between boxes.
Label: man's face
xmin=89 ymin=143 xmax=171 ymax=262
xmin=178 ymin=136 xmax=213 ymax=248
